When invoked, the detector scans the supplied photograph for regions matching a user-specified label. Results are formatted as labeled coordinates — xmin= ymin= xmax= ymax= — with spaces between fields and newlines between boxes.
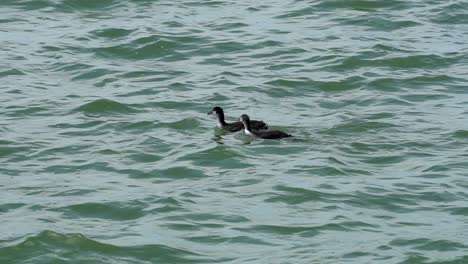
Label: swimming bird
xmin=208 ymin=106 xmax=268 ymax=132
xmin=240 ymin=114 xmax=292 ymax=139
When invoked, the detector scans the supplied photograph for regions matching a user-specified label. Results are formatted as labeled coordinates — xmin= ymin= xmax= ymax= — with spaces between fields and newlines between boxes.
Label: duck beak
xmin=207 ymin=110 xmax=213 ymax=115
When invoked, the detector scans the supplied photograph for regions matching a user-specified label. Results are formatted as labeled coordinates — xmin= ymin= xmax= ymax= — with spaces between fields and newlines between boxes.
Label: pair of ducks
xmin=208 ymin=106 xmax=292 ymax=139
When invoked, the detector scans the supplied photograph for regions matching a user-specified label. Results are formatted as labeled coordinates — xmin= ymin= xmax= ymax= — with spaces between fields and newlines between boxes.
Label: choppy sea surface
xmin=1 ymin=0 xmax=468 ymax=263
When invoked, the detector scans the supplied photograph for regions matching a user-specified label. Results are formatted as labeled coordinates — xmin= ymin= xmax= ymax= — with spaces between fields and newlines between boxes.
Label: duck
xmin=240 ymin=114 xmax=292 ymax=139
xmin=208 ymin=106 xmax=268 ymax=132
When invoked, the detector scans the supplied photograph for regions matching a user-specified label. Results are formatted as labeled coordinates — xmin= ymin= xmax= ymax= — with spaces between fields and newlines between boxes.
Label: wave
xmin=3 ymin=0 xmax=121 ymax=12
xmin=90 ymin=28 xmax=135 ymax=39
xmin=263 ymin=76 xmax=363 ymax=94
xmin=56 ymin=202 xmax=145 ymax=221
xmin=335 ymin=54 xmax=461 ymax=71
xmin=389 ymin=238 xmax=468 ymax=251
xmin=176 ymin=145 xmax=251 ymax=169
xmin=90 ymin=34 xmax=207 ymax=61
xmin=61 ymin=0 xmax=121 ymax=11
xmin=154 ymin=167 xmax=208 ymax=180
xmin=157 ymin=118 xmax=201 ymax=130
xmin=0 ymin=230 xmax=207 ymax=264
xmin=0 ymin=203 xmax=26 ymax=213
xmin=320 ymin=119 xmax=399 ymax=135
xmin=94 ymin=40 xmax=179 ymax=60
xmin=264 ymin=185 xmax=330 ymax=204
xmin=344 ymin=17 xmax=420 ymax=31
xmin=0 ymin=68 xmax=26 ymax=77
xmin=71 ymin=68 xmax=117 ymax=81
xmin=452 ymin=130 xmax=468 ymax=139
xmin=75 ymin=99 xmax=139 ymax=115
xmin=237 ymin=220 xmax=378 ymax=237
xmin=316 ymin=0 xmax=406 ymax=10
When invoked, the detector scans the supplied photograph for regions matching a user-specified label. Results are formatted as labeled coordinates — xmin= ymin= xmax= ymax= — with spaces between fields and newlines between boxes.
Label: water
xmin=1 ymin=0 xmax=468 ymax=263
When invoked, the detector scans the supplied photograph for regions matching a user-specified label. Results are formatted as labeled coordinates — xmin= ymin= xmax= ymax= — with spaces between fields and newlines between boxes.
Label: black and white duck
xmin=208 ymin=106 xmax=268 ymax=132
xmin=240 ymin=114 xmax=292 ymax=139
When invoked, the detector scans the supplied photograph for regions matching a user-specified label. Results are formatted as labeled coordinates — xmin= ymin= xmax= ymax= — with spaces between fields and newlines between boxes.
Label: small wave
xmin=264 ymin=185 xmax=329 ymax=204
xmin=144 ymin=197 xmax=186 ymax=214
xmin=430 ymin=2 xmax=468 ymax=25
xmin=43 ymin=161 xmax=121 ymax=175
xmin=341 ymin=251 xmax=373 ymax=259
xmin=423 ymin=161 xmax=468 ymax=173
xmin=361 ymin=155 xmax=405 ymax=165
xmin=75 ymin=99 xmax=138 ymax=115
xmin=119 ymin=121 xmax=158 ymax=131
xmin=343 ymin=17 xmax=420 ymax=31
xmin=0 ymin=230 xmax=204 ymax=263
xmin=237 ymin=221 xmax=377 ymax=237
xmin=177 ymin=145 xmax=250 ymax=169
xmin=163 ymin=222 xmax=222 ymax=232
xmin=289 ymin=166 xmax=347 ymax=176
xmin=56 ymin=202 xmax=145 ymax=221
xmin=389 ymin=238 xmax=468 ymax=252
xmin=50 ymin=120 xmax=104 ymax=129
xmin=265 ymin=78 xmax=310 ymax=89
xmin=0 ymin=203 xmax=26 ymax=213
xmin=155 ymin=167 xmax=208 ymax=179
xmin=185 ymin=235 xmax=275 ymax=246
xmin=321 ymin=120 xmax=398 ymax=135
xmin=185 ymin=1 xmax=225 ymax=7
xmin=368 ymin=74 xmax=462 ymax=93
xmin=452 ymin=130 xmax=468 ymax=139
xmin=335 ymin=54 xmax=458 ymax=71
xmin=447 ymin=206 xmax=468 ymax=216
xmin=0 ymin=68 xmax=26 ymax=77
xmin=274 ymin=6 xmax=317 ymax=19
xmin=200 ymin=40 xmax=245 ymax=54
xmin=0 ymin=145 xmax=23 ymax=158
xmin=399 ymin=93 xmax=453 ymax=103
xmin=94 ymin=42 xmax=175 ymax=59
xmin=90 ymin=28 xmax=135 ymax=39
xmin=211 ymin=22 xmax=249 ymax=31
xmin=265 ymin=76 xmax=363 ymax=93
xmin=71 ymin=68 xmax=117 ymax=81
xmin=162 ymin=212 xmax=249 ymax=223
xmin=349 ymin=142 xmax=399 ymax=153
xmin=61 ymin=0 xmax=120 ymax=10
xmin=50 ymin=189 xmax=96 ymax=197
xmin=93 ymin=35 xmax=183 ymax=60
xmin=373 ymin=43 xmax=411 ymax=52
xmin=367 ymin=77 xmax=404 ymax=92
xmin=118 ymin=70 xmax=164 ymax=79
xmin=266 ymin=63 xmax=304 ymax=71
xmin=250 ymin=47 xmax=307 ymax=59
xmin=345 ymin=191 xmax=418 ymax=213
xmin=158 ymin=118 xmax=201 ymax=130
xmin=316 ymin=0 xmax=406 ymax=10
xmin=4 ymin=0 xmax=54 ymax=11
xmin=4 ymin=106 xmax=51 ymax=117
xmin=51 ymin=62 xmax=92 ymax=73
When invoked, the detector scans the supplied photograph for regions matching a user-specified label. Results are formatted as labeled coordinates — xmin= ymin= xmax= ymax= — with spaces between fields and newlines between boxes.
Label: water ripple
xmin=0 ymin=230 xmax=210 ymax=263
xmin=75 ymin=99 xmax=140 ymax=115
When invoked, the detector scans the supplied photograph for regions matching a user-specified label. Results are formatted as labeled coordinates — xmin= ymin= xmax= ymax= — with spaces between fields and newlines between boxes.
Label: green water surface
xmin=1 ymin=0 xmax=468 ymax=263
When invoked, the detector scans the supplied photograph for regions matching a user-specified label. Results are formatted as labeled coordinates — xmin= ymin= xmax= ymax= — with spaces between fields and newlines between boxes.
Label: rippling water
xmin=1 ymin=0 xmax=468 ymax=263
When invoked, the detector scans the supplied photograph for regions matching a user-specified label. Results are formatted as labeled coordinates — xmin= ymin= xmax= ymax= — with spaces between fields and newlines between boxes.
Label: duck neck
xmin=242 ymin=120 xmax=252 ymax=134
xmin=217 ymin=112 xmax=227 ymax=126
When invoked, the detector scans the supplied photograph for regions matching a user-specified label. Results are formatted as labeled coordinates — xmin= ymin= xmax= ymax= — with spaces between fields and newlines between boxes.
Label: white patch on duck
xmin=215 ymin=113 xmax=224 ymax=128
xmin=244 ymin=129 xmax=254 ymax=136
